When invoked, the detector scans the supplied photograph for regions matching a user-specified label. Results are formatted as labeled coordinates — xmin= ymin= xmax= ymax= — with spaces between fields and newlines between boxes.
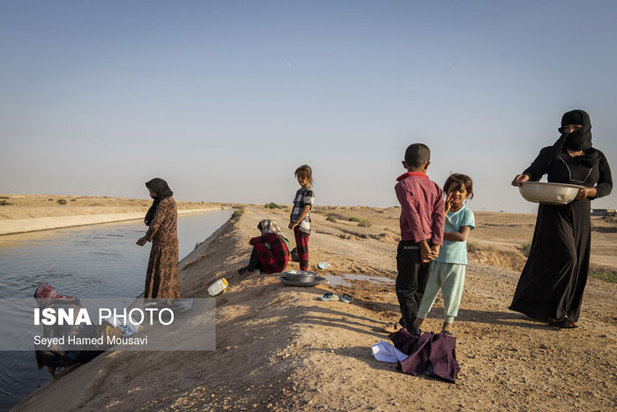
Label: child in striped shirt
xmin=288 ymin=165 xmax=315 ymax=271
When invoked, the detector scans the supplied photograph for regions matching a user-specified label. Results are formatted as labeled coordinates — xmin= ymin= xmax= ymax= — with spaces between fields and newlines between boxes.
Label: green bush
xmin=326 ymin=215 xmax=337 ymax=222
xmin=589 ymin=269 xmax=617 ymax=284
xmin=0 ymin=200 xmax=13 ymax=206
xmin=231 ymin=207 xmax=245 ymax=219
xmin=265 ymin=202 xmax=281 ymax=209
xmin=70 ymin=198 xmax=76 ymax=202
xmin=519 ymin=241 xmax=532 ymax=257
xmin=358 ymin=219 xmax=372 ymax=228
xmin=348 ymin=217 xmax=360 ymax=222
xmin=57 ymin=199 xmax=67 ymax=205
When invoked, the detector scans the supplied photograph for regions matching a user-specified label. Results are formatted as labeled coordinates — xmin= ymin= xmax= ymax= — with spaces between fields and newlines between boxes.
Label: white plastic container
xmin=207 ymin=277 xmax=228 ymax=296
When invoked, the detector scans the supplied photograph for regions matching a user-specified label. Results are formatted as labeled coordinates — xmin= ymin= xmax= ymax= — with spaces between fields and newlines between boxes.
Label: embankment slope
xmin=14 ymin=206 xmax=617 ymax=411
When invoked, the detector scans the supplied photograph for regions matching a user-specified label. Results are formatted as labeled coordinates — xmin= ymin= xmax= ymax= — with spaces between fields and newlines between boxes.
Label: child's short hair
xmin=443 ymin=174 xmax=474 ymax=199
xmin=404 ymin=143 xmax=431 ymax=168
xmin=294 ymin=165 xmax=313 ymax=186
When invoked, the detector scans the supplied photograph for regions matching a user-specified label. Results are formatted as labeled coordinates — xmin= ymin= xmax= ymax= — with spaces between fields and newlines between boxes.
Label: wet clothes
xmin=510 ymin=146 xmax=612 ymax=322
xmin=390 ymin=328 xmax=460 ymax=383
xmin=144 ymin=197 xmax=180 ymax=299
xmin=247 ymin=232 xmax=290 ymax=274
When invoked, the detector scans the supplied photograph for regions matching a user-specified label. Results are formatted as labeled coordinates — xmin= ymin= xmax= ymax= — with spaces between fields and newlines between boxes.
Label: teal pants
xmin=417 ymin=261 xmax=466 ymax=323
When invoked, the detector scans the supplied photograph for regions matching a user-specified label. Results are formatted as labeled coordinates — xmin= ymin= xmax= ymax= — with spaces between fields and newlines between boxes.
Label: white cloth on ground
xmin=371 ymin=340 xmax=409 ymax=363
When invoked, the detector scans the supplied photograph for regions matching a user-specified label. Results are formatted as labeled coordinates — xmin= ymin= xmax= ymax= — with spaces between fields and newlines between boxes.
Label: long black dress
xmin=509 ymin=146 xmax=612 ymax=322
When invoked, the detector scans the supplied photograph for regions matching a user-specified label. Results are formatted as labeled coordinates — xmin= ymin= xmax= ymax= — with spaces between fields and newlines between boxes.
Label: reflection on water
xmin=0 ymin=210 xmax=231 ymax=411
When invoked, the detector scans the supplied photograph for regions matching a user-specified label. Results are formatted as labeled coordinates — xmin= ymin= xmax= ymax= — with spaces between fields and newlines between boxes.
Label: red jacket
xmin=395 ymin=172 xmax=445 ymax=245
xmin=249 ymin=233 xmax=290 ymax=274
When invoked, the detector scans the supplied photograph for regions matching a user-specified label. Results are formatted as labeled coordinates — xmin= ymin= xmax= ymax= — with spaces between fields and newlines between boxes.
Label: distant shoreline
xmin=0 ymin=208 xmax=225 ymax=236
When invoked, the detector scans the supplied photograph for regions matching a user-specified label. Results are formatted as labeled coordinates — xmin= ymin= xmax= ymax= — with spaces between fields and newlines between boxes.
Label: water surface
xmin=0 ymin=209 xmax=231 ymax=411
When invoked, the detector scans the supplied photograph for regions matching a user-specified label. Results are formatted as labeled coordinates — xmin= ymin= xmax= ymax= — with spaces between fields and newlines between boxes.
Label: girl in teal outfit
xmin=417 ymin=174 xmax=475 ymax=336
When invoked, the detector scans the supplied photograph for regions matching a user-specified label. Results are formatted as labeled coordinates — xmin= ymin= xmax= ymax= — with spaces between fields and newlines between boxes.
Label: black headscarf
xmin=144 ymin=178 xmax=173 ymax=226
xmin=552 ymin=109 xmax=600 ymax=168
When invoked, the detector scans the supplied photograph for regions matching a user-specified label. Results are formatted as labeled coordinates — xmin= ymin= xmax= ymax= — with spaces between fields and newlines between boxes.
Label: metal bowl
xmin=519 ymin=182 xmax=582 ymax=205
xmin=281 ymin=270 xmax=317 ymax=283
xmin=280 ymin=276 xmax=326 ymax=287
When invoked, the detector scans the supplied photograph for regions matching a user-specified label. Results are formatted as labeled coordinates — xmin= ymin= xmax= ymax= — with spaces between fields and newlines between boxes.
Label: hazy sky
xmin=1 ymin=1 xmax=616 ymax=212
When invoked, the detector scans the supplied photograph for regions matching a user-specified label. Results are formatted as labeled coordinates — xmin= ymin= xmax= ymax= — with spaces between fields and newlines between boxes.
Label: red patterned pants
xmin=294 ymin=227 xmax=310 ymax=271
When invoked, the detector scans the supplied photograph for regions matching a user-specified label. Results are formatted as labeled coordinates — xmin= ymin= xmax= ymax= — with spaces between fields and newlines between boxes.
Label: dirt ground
xmin=14 ymin=204 xmax=617 ymax=411
xmin=0 ymin=193 xmax=226 ymax=220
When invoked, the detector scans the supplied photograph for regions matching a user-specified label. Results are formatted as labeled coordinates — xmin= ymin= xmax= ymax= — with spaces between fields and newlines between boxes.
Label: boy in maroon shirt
xmin=385 ymin=143 xmax=445 ymax=336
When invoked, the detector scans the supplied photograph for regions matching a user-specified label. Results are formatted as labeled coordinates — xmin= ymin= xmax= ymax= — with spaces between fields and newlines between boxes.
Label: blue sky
xmin=1 ymin=1 xmax=616 ymax=212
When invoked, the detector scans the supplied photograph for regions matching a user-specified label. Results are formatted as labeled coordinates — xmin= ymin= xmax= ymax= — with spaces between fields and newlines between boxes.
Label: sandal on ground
xmin=382 ymin=322 xmax=402 ymax=334
xmin=441 ymin=330 xmax=454 ymax=337
xmin=340 ymin=293 xmax=353 ymax=304
xmin=548 ymin=318 xmax=578 ymax=329
xmin=238 ymin=267 xmax=248 ymax=275
xmin=318 ymin=292 xmax=339 ymax=301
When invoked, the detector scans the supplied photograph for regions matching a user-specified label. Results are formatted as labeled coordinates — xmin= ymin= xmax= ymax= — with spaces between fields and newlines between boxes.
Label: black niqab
xmin=560 ymin=110 xmax=584 ymax=128
xmin=553 ymin=109 xmax=600 ymax=168
xmin=144 ymin=178 xmax=173 ymax=226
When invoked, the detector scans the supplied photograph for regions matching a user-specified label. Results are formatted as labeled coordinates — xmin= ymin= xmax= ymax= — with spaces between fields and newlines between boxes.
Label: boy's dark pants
xmin=396 ymin=240 xmax=432 ymax=335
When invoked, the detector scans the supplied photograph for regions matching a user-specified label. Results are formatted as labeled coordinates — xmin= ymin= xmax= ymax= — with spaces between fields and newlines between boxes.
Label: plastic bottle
xmin=207 ymin=278 xmax=229 ymax=296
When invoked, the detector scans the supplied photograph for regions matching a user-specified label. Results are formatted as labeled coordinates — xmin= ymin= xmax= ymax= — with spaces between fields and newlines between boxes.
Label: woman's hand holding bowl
xmin=511 ymin=174 xmax=530 ymax=187
xmin=575 ymin=186 xmax=596 ymax=200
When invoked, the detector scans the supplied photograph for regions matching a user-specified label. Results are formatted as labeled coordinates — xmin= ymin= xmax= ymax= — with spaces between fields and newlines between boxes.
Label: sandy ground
xmin=0 ymin=194 xmax=228 ymax=235
xmin=13 ymin=205 xmax=617 ymax=411
xmin=0 ymin=194 xmax=227 ymax=219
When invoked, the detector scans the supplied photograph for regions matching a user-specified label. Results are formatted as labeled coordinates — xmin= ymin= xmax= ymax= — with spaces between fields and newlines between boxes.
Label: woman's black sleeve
xmin=595 ymin=151 xmax=613 ymax=198
xmin=523 ymin=147 xmax=553 ymax=181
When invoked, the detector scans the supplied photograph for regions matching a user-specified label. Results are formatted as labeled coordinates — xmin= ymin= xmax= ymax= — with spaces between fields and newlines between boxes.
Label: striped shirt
xmin=290 ymin=187 xmax=315 ymax=235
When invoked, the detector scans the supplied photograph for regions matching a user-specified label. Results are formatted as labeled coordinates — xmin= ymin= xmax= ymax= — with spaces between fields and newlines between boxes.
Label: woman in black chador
xmin=510 ymin=110 xmax=612 ymax=328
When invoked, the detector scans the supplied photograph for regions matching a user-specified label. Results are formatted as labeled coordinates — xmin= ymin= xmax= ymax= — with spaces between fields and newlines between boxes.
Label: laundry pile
xmin=372 ymin=329 xmax=460 ymax=383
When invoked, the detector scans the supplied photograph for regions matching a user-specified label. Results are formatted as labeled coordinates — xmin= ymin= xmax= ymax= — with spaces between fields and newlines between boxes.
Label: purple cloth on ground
xmin=389 ymin=329 xmax=460 ymax=383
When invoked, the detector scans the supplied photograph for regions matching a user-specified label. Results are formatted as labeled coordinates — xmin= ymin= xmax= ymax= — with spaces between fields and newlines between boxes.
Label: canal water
xmin=0 ymin=209 xmax=231 ymax=411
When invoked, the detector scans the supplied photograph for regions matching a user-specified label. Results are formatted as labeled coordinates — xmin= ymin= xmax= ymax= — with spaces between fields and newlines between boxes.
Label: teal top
xmin=435 ymin=205 xmax=475 ymax=265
